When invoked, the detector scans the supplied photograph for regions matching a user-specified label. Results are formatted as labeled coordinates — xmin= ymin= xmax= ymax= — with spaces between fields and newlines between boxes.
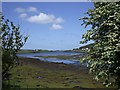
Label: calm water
xmin=17 ymin=51 xmax=86 ymax=66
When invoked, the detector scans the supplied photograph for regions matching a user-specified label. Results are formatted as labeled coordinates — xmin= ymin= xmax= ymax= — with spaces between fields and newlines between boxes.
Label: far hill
xmin=79 ymin=43 xmax=94 ymax=49
xmin=72 ymin=43 xmax=94 ymax=52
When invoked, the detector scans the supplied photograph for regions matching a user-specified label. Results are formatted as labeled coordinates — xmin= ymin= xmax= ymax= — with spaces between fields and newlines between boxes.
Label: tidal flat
xmin=4 ymin=57 xmax=110 ymax=89
xmin=35 ymin=54 xmax=85 ymax=60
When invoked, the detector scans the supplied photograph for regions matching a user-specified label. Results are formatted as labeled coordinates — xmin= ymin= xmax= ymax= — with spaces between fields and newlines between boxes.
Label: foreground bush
xmin=1 ymin=16 xmax=28 ymax=80
xmin=80 ymin=2 xmax=120 ymax=88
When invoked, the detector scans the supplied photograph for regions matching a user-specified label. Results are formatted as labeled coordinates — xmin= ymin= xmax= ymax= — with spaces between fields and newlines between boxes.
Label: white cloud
xmin=27 ymin=13 xmax=55 ymax=24
xmin=15 ymin=6 xmax=38 ymax=13
xmin=51 ymin=24 xmax=63 ymax=30
xmin=15 ymin=8 xmax=64 ymax=30
xmin=19 ymin=13 xmax=27 ymax=18
xmin=55 ymin=17 xmax=64 ymax=23
xmin=27 ymin=7 xmax=38 ymax=12
xmin=15 ymin=7 xmax=25 ymax=13
xmin=27 ymin=13 xmax=64 ymax=24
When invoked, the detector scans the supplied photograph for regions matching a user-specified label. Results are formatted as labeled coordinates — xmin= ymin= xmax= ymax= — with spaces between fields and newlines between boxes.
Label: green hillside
xmin=73 ymin=43 xmax=94 ymax=52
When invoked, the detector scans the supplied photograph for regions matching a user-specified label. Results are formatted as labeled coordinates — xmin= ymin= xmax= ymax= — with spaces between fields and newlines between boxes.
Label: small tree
xmin=1 ymin=16 xmax=28 ymax=80
xmin=80 ymin=2 xmax=120 ymax=88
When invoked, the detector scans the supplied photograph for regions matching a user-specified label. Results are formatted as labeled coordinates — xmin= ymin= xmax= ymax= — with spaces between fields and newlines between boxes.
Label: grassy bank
xmin=3 ymin=57 xmax=108 ymax=89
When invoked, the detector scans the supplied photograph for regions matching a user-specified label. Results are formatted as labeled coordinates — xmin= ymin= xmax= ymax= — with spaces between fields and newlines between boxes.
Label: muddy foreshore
xmin=4 ymin=57 xmax=107 ymax=89
xmin=18 ymin=57 xmax=88 ymax=73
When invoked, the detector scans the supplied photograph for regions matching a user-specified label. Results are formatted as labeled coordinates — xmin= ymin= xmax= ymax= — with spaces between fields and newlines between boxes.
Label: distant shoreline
xmin=17 ymin=49 xmax=86 ymax=54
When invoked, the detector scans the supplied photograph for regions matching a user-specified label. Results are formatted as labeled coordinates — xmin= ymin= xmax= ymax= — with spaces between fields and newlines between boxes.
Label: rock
xmin=17 ymin=80 xmax=21 ymax=82
xmin=18 ymin=74 xmax=21 ymax=76
xmin=65 ymin=77 xmax=69 ymax=80
xmin=37 ymin=76 xmax=44 ymax=79
xmin=64 ymin=84 xmax=69 ymax=86
xmin=36 ymin=84 xmax=40 ymax=87
xmin=73 ymin=86 xmax=89 ymax=90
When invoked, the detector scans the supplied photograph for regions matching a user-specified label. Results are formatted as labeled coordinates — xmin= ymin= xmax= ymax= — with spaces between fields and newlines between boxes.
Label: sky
xmin=2 ymin=2 xmax=94 ymax=50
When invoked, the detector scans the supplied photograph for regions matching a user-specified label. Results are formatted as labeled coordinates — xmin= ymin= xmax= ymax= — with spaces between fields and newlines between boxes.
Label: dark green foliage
xmin=80 ymin=2 xmax=120 ymax=88
xmin=1 ymin=16 xmax=28 ymax=80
